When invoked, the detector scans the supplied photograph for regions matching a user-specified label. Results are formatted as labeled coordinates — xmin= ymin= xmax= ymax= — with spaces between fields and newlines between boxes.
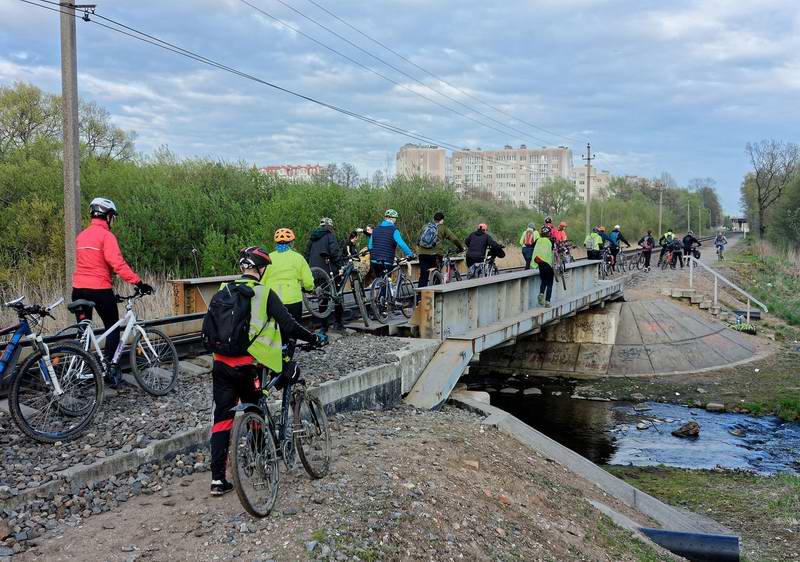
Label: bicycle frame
xmin=0 ymin=320 xmax=64 ymax=394
xmin=76 ymin=299 xmax=155 ymax=368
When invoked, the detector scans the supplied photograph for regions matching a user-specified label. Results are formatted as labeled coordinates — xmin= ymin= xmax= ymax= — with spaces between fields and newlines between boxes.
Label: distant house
xmin=259 ymin=164 xmax=321 ymax=182
xmin=730 ymin=217 xmax=749 ymax=233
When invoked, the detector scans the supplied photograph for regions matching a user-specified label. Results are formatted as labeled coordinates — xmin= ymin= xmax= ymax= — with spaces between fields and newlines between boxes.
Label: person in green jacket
xmin=416 ymin=211 xmax=465 ymax=288
xmin=584 ymin=226 xmax=603 ymax=261
xmin=533 ymin=226 xmax=555 ymax=307
xmin=519 ymin=222 xmax=540 ymax=270
xmin=263 ymin=228 xmax=314 ymax=357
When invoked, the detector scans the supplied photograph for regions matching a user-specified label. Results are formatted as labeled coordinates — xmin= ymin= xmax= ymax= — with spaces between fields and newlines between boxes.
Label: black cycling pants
xmin=642 ymin=250 xmax=652 ymax=268
xmin=71 ymin=287 xmax=120 ymax=362
xmin=417 ymin=254 xmax=440 ymax=288
xmin=538 ymin=262 xmax=554 ymax=301
xmin=210 ymin=361 xmax=261 ymax=482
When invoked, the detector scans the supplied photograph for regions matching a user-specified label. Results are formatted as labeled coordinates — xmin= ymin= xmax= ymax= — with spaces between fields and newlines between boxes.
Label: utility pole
xmin=60 ymin=1 xmax=82 ymax=287
xmin=657 ymin=183 xmax=664 ymax=238
xmin=687 ymin=199 xmax=691 ymax=232
xmin=582 ymin=142 xmax=595 ymax=236
xmin=698 ymin=205 xmax=702 ymax=236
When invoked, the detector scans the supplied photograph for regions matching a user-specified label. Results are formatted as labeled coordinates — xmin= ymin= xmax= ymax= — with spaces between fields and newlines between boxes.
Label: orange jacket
xmin=72 ymin=218 xmax=141 ymax=289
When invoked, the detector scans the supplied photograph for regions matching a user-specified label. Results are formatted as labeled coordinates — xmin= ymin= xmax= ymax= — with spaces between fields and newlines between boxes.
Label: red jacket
xmin=553 ymin=229 xmax=567 ymax=243
xmin=72 ymin=218 xmax=141 ymax=289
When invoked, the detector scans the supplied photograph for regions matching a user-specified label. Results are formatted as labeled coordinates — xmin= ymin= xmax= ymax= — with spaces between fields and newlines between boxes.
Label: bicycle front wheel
xmin=130 ymin=327 xmax=178 ymax=396
xmin=229 ymin=411 xmax=280 ymax=518
xmin=351 ymin=277 xmax=370 ymax=328
xmin=9 ymin=343 xmax=103 ymax=443
xmin=369 ymin=277 xmax=390 ymax=324
xmin=430 ymin=270 xmax=444 ymax=286
xmin=293 ymin=394 xmax=331 ymax=479
xmin=302 ymin=267 xmax=336 ymax=319
xmin=396 ymin=274 xmax=416 ymax=319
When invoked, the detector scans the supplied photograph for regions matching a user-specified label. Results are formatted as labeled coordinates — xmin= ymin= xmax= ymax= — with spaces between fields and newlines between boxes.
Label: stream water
xmin=467 ymin=377 xmax=800 ymax=475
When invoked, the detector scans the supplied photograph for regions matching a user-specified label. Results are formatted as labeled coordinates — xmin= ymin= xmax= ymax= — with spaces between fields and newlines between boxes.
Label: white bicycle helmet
xmin=89 ymin=197 xmax=118 ymax=217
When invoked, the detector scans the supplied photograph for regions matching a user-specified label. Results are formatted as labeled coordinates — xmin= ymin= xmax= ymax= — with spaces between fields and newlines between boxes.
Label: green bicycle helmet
xmin=384 ymin=209 xmax=399 ymax=219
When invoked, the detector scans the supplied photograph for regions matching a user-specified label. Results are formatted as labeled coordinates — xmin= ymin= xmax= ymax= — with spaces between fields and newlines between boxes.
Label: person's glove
xmin=314 ymin=331 xmax=329 ymax=348
xmin=136 ymin=282 xmax=154 ymax=295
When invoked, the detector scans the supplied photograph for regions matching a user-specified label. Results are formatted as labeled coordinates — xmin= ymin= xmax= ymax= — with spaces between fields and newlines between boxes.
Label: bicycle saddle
xmin=67 ymin=299 xmax=96 ymax=314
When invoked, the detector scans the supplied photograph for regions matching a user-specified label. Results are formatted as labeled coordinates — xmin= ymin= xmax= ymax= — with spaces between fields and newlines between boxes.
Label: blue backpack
xmin=609 ymin=231 xmax=620 ymax=247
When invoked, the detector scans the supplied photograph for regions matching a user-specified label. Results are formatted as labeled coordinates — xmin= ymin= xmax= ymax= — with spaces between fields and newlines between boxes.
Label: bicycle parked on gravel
xmin=430 ymin=250 xmax=463 ymax=285
xmin=228 ymin=342 xmax=331 ymax=518
xmin=369 ymin=257 xmax=416 ymax=324
xmin=303 ymin=251 xmax=370 ymax=327
xmin=467 ymin=247 xmax=501 ymax=279
xmin=0 ymin=297 xmax=103 ymax=442
xmin=598 ymin=248 xmax=614 ymax=279
xmin=56 ymin=289 xmax=178 ymax=396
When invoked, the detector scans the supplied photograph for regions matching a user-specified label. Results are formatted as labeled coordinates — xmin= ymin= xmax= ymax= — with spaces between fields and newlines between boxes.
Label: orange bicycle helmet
xmin=274 ymin=228 xmax=296 ymax=243
xmin=559 ymin=221 xmax=567 ymax=227
xmin=477 ymin=223 xmax=488 ymax=231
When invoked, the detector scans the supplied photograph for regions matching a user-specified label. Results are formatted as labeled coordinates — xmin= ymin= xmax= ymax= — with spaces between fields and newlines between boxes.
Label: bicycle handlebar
xmin=3 ymin=296 xmax=63 ymax=318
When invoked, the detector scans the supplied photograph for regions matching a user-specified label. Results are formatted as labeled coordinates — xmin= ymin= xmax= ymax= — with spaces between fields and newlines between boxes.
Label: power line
xmin=253 ymin=0 xmax=560 ymax=147
xmin=300 ymin=0 xmax=580 ymax=144
xmin=238 ymin=0 xmax=538 ymax=145
xmin=19 ymin=0 xmax=573 ymax=187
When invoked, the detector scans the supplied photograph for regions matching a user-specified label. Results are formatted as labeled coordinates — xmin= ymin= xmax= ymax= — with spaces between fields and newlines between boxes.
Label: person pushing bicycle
xmin=206 ymin=247 xmax=325 ymax=496
xmin=71 ymin=197 xmax=152 ymax=387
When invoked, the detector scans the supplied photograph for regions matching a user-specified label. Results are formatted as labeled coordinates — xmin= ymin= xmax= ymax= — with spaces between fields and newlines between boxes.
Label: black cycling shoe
xmin=210 ymin=479 xmax=233 ymax=496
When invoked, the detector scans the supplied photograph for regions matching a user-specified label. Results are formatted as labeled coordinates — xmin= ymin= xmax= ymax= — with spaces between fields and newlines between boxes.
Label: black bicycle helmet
xmin=238 ymin=246 xmax=271 ymax=269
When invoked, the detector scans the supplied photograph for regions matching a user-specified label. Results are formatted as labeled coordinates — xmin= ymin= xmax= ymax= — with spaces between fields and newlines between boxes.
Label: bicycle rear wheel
xmin=130 ymin=327 xmax=178 ymax=396
xmin=9 ymin=343 xmax=103 ymax=443
xmin=369 ymin=277 xmax=390 ymax=324
xmin=396 ymin=274 xmax=416 ymax=319
xmin=293 ymin=394 xmax=331 ymax=479
xmin=430 ymin=271 xmax=444 ymax=286
xmin=229 ymin=411 xmax=280 ymax=518
xmin=302 ymin=267 xmax=335 ymax=319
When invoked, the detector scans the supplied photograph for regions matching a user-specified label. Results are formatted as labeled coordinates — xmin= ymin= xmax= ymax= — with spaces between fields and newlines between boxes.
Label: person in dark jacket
xmin=464 ymin=223 xmax=505 ymax=268
xmin=638 ymin=230 xmax=655 ymax=271
xmin=416 ymin=211 xmax=465 ymax=288
xmin=305 ymin=217 xmax=344 ymax=331
xmin=681 ymin=231 xmax=700 ymax=267
xmin=368 ymin=209 xmax=414 ymax=278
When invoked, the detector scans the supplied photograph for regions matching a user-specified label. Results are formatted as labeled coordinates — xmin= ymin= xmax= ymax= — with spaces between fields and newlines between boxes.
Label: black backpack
xmin=202 ymin=282 xmax=257 ymax=356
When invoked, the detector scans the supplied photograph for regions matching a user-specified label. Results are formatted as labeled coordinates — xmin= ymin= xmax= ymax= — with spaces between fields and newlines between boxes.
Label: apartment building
xmin=259 ymin=164 xmax=322 ymax=182
xmin=450 ymin=145 xmax=573 ymax=207
xmin=571 ymin=165 xmax=612 ymax=200
xmin=395 ymin=144 xmax=447 ymax=181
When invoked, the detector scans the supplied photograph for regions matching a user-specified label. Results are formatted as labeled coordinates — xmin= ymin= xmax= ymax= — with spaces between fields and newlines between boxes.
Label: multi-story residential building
xmin=395 ymin=144 xmax=447 ymax=181
xmin=571 ymin=165 xmax=612 ymax=201
xmin=450 ymin=145 xmax=573 ymax=207
xmin=259 ymin=164 xmax=321 ymax=182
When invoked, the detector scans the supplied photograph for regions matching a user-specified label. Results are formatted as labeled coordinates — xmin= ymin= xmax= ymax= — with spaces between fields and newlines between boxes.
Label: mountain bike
xmin=716 ymin=244 xmax=725 ymax=260
xmin=302 ymin=252 xmax=370 ymax=327
xmin=0 ymin=297 xmax=103 ymax=442
xmin=614 ymin=248 xmax=628 ymax=273
xmin=661 ymin=248 xmax=677 ymax=270
xmin=55 ymin=289 xmax=178 ymax=396
xmin=553 ymin=241 xmax=569 ymax=291
xmin=369 ymin=258 xmax=416 ymax=324
xmin=228 ymin=342 xmax=331 ymax=518
xmin=430 ymin=250 xmax=462 ymax=285
xmin=467 ymin=247 xmax=501 ymax=279
xmin=599 ymin=248 xmax=614 ymax=279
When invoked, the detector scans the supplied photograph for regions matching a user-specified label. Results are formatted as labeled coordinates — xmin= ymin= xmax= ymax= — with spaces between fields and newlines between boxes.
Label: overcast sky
xmin=3 ymin=0 xmax=799 ymax=212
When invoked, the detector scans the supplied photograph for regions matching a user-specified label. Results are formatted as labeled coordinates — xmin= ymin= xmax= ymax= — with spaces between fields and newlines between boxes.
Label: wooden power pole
xmin=60 ymin=2 xmax=82 ymax=287
xmin=582 ymin=142 xmax=595 ymax=236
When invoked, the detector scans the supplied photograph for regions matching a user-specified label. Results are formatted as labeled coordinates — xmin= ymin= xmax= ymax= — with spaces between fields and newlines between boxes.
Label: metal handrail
xmin=687 ymin=256 xmax=767 ymax=321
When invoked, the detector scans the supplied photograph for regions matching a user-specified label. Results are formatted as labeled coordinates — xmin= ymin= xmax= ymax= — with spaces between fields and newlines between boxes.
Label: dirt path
xmin=16 ymin=407 xmax=675 ymax=562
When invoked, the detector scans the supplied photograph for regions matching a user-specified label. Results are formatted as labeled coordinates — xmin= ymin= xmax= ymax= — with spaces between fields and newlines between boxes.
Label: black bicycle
xmin=228 ymin=342 xmax=331 ymax=518
xmin=429 ymin=250 xmax=463 ymax=285
xmin=303 ymin=252 xmax=370 ymax=327
xmin=369 ymin=257 xmax=416 ymax=324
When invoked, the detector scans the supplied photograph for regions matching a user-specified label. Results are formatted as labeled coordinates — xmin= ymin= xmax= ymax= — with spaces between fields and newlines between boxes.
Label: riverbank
xmin=12 ymin=406 xmax=677 ymax=562
xmin=607 ymin=466 xmax=800 ymax=562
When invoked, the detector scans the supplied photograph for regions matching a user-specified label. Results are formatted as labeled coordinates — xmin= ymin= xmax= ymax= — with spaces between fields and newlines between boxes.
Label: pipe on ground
xmin=640 ymin=528 xmax=740 ymax=562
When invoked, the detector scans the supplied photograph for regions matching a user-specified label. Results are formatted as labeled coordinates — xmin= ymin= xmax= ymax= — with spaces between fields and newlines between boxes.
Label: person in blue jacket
xmin=368 ymin=209 xmax=414 ymax=277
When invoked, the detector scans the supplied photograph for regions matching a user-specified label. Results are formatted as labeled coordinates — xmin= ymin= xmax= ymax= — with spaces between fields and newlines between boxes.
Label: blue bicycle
xmin=0 ymin=296 xmax=103 ymax=443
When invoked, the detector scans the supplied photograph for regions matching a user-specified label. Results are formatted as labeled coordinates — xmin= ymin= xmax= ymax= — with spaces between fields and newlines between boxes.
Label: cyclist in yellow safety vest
xmin=263 ymin=228 xmax=314 ymax=358
xmin=532 ymin=226 xmax=555 ymax=307
xmin=209 ymin=246 xmax=324 ymax=497
xmin=584 ymin=227 xmax=604 ymax=261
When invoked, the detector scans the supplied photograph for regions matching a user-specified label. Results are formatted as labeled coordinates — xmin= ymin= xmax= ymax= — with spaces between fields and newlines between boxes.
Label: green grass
xmin=606 ymin=466 xmax=800 ymax=562
xmin=592 ymin=515 xmax=671 ymax=561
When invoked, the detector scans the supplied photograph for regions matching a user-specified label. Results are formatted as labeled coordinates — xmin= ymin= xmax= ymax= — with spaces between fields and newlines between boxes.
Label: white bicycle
xmin=57 ymin=289 xmax=178 ymax=396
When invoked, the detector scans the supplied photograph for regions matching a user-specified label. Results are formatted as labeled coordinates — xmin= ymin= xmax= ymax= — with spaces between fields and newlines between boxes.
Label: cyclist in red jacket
xmin=71 ymin=197 xmax=152 ymax=385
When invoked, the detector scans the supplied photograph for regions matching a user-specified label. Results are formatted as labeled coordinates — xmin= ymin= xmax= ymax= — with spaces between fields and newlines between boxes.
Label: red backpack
xmin=523 ymin=229 xmax=535 ymax=247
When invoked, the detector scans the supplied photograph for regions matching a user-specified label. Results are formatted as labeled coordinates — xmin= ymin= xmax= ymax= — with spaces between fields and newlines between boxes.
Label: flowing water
xmin=467 ymin=377 xmax=800 ymax=475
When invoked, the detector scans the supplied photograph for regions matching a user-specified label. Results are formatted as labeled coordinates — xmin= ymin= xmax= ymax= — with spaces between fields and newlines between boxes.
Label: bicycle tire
xmin=302 ymin=267 xmax=336 ymax=319
xmin=467 ymin=264 xmax=481 ymax=279
xmin=229 ymin=410 xmax=280 ymax=518
xmin=397 ymin=274 xmax=416 ymax=319
xmin=352 ymin=277 xmax=370 ymax=328
xmin=293 ymin=394 xmax=331 ymax=479
xmin=9 ymin=342 xmax=103 ymax=443
xmin=130 ymin=327 xmax=178 ymax=396
xmin=451 ymin=269 xmax=462 ymax=283
xmin=559 ymin=262 xmax=567 ymax=291
xmin=430 ymin=271 xmax=444 ymax=286
xmin=661 ymin=257 xmax=669 ymax=271
xmin=369 ymin=277 xmax=390 ymax=324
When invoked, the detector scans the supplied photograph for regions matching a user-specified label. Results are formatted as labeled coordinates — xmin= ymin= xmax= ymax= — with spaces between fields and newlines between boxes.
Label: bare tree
xmin=746 ymin=140 xmax=800 ymax=236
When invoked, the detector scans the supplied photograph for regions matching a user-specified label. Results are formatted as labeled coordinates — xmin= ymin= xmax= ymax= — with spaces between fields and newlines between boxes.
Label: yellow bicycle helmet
xmin=274 ymin=228 xmax=296 ymax=243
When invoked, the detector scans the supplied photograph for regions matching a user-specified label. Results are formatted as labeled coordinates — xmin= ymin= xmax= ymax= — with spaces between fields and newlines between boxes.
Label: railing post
xmin=689 ymin=257 xmax=693 ymax=289
xmin=713 ymin=276 xmax=718 ymax=307
xmin=747 ymin=299 xmax=751 ymax=323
